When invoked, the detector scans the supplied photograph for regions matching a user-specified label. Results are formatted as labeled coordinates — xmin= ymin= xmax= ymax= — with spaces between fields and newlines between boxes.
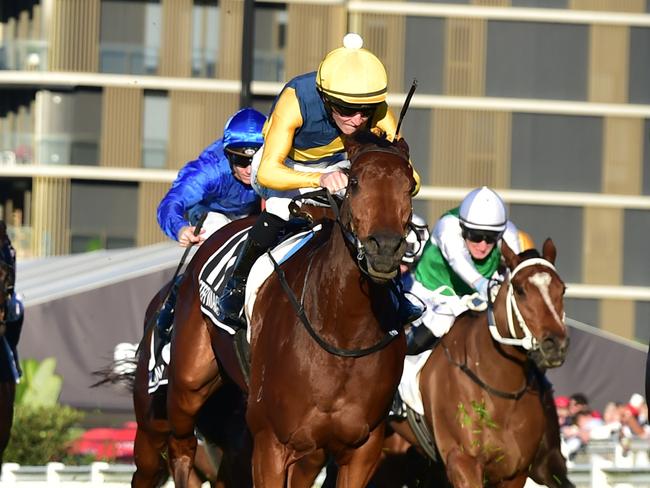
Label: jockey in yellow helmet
xmin=215 ymin=34 xmax=421 ymax=368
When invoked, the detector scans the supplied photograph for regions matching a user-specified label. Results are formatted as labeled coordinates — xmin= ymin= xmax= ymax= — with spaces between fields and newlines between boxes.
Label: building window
xmin=36 ymin=90 xmax=102 ymax=166
xmin=509 ymin=204 xmax=583 ymax=283
xmin=142 ymin=91 xmax=169 ymax=169
xmin=486 ymin=21 xmax=588 ymax=101
xmin=254 ymin=4 xmax=286 ymax=82
xmin=99 ymin=0 xmax=161 ymax=75
xmin=404 ymin=17 xmax=444 ymax=95
xmin=623 ymin=209 xmax=650 ymax=287
xmin=510 ymin=113 xmax=602 ymax=192
xmin=192 ymin=1 xmax=219 ymax=78
xmin=629 ymin=27 xmax=650 ymax=104
xmin=70 ymin=181 xmax=138 ymax=252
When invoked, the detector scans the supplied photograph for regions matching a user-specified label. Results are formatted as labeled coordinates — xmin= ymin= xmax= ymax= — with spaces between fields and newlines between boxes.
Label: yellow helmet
xmin=316 ymin=33 xmax=388 ymax=106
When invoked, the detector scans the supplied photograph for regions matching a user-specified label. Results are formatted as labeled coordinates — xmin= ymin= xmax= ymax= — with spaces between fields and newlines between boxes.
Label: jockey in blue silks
xmin=155 ymin=107 xmax=267 ymax=337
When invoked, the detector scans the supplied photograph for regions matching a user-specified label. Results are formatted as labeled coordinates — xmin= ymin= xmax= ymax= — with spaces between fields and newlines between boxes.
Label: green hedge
xmin=4 ymin=405 xmax=85 ymax=465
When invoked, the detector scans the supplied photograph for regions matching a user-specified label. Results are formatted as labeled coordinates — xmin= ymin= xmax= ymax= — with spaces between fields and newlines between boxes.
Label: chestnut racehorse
xmin=409 ymin=239 xmax=570 ymax=488
xmin=165 ymin=132 xmax=415 ymax=487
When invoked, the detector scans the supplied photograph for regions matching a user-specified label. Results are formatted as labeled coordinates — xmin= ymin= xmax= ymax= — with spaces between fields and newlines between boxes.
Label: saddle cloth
xmin=147 ymin=225 xmax=320 ymax=394
xmin=199 ymin=225 xmax=321 ymax=336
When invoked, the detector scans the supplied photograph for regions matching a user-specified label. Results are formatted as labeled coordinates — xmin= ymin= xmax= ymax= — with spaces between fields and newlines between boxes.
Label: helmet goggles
xmin=225 ymin=146 xmax=258 ymax=168
xmin=461 ymin=226 xmax=502 ymax=244
xmin=326 ymin=96 xmax=379 ymax=118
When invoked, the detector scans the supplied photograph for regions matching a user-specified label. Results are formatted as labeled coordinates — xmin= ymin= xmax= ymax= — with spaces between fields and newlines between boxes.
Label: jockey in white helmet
xmin=405 ymin=186 xmax=522 ymax=355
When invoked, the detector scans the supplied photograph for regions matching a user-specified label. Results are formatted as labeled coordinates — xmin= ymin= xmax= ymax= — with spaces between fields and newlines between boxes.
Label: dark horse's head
xmin=340 ymin=131 xmax=416 ymax=284
xmin=0 ymin=222 xmax=13 ymax=336
xmin=500 ymin=238 xmax=569 ymax=369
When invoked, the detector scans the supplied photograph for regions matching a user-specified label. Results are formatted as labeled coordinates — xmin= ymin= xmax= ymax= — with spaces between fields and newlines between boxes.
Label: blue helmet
xmin=222 ymin=108 xmax=266 ymax=153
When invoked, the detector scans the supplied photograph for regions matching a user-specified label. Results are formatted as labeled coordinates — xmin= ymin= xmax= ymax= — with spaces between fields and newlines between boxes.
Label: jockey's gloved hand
xmin=474 ymin=277 xmax=489 ymax=301
xmin=463 ymin=293 xmax=487 ymax=312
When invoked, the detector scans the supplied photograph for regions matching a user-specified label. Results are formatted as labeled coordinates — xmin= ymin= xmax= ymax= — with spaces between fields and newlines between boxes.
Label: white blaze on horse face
xmin=528 ymin=272 xmax=564 ymax=328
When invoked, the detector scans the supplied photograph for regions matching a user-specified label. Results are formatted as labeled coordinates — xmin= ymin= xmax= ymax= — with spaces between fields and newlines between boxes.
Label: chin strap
xmin=487 ymin=258 xmax=563 ymax=351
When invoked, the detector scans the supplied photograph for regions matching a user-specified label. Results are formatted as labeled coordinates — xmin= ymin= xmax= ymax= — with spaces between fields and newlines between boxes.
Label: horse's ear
xmin=394 ymin=137 xmax=410 ymax=160
xmin=542 ymin=238 xmax=556 ymax=264
xmin=501 ymin=240 xmax=520 ymax=270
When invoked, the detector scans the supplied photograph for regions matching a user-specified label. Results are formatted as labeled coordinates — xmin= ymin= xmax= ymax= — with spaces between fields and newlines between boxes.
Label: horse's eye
xmin=348 ymin=177 xmax=359 ymax=189
xmin=514 ymin=285 xmax=525 ymax=296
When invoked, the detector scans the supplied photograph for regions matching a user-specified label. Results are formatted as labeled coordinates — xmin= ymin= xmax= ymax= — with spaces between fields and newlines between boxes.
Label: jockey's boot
xmin=156 ymin=276 xmax=181 ymax=342
xmin=216 ymin=210 xmax=286 ymax=330
xmin=406 ymin=325 xmax=436 ymax=355
xmin=394 ymin=279 xmax=424 ymax=325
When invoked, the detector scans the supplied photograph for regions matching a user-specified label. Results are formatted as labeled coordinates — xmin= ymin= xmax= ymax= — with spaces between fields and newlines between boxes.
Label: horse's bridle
xmin=487 ymin=258 xmax=564 ymax=352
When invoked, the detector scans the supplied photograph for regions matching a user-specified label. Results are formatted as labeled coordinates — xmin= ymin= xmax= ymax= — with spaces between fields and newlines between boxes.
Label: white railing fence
xmin=2 ymin=442 xmax=650 ymax=488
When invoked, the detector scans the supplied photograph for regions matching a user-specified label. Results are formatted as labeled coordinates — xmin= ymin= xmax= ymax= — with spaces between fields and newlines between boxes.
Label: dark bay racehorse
xmin=128 ymin=261 xmax=254 ymax=488
xmin=412 ymin=239 xmax=569 ymax=488
xmin=165 ymin=132 xmax=415 ymax=487
xmin=0 ymin=222 xmax=19 ymax=469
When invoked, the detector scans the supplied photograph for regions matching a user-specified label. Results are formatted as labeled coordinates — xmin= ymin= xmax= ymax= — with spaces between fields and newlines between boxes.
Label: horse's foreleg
xmin=336 ymin=425 xmax=385 ymax=488
xmin=131 ymin=426 xmax=168 ymax=488
xmin=167 ymin=316 xmax=220 ymax=488
xmin=252 ymin=429 xmax=287 ymax=488
xmin=446 ymin=448 xmax=483 ymax=488
xmin=287 ymin=449 xmax=326 ymax=488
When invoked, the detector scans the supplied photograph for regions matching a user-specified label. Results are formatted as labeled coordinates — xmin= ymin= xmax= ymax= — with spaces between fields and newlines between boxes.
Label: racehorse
xmin=0 ymin=221 xmax=19 ymax=469
xmin=165 ymin=131 xmax=416 ymax=487
xmin=411 ymin=239 xmax=570 ymax=488
xmin=95 ymin=279 xmax=253 ymax=487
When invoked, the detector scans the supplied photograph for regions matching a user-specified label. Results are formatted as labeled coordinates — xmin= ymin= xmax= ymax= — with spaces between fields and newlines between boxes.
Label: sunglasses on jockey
xmin=321 ymin=93 xmax=379 ymax=119
xmin=461 ymin=226 xmax=502 ymax=245
xmin=225 ymin=146 xmax=258 ymax=168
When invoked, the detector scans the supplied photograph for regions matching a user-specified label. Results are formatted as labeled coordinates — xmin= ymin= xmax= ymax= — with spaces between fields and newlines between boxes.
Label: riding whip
xmin=146 ymin=212 xmax=208 ymax=333
xmin=395 ymin=79 xmax=418 ymax=137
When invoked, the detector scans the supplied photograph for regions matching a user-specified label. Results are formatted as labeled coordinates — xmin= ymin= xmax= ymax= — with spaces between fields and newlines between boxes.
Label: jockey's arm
xmin=502 ymin=221 xmax=522 ymax=255
xmin=256 ymin=88 xmax=322 ymax=191
xmin=374 ymin=108 xmax=421 ymax=195
xmin=433 ymin=214 xmax=484 ymax=289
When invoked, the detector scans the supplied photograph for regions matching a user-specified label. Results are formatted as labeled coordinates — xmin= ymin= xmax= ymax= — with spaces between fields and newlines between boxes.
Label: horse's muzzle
xmin=529 ymin=335 xmax=569 ymax=369
xmin=362 ymin=233 xmax=406 ymax=283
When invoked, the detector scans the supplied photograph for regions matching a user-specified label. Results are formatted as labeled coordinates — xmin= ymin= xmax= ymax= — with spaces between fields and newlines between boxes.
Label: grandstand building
xmin=0 ymin=0 xmax=649 ymax=344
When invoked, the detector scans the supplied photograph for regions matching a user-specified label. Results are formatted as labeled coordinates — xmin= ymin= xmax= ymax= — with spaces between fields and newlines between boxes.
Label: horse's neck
xmin=308 ymin=226 xmax=390 ymax=334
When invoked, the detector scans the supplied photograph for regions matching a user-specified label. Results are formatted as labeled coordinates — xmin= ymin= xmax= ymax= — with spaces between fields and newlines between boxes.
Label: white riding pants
xmin=409 ymin=280 xmax=467 ymax=338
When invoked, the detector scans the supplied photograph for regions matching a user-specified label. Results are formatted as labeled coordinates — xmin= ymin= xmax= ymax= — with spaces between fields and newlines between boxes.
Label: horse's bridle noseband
xmin=487 ymin=258 xmax=564 ymax=351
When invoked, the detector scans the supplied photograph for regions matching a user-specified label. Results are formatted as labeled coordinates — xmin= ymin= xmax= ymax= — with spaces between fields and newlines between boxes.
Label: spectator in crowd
xmin=555 ymin=396 xmax=571 ymax=428
xmin=562 ymin=410 xmax=604 ymax=459
xmin=567 ymin=393 xmax=590 ymax=424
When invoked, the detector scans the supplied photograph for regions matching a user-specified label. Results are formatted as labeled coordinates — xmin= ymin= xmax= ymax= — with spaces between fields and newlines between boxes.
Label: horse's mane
xmin=518 ymin=248 xmax=541 ymax=260
xmin=350 ymin=129 xmax=393 ymax=148
xmin=346 ymin=129 xmax=410 ymax=162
